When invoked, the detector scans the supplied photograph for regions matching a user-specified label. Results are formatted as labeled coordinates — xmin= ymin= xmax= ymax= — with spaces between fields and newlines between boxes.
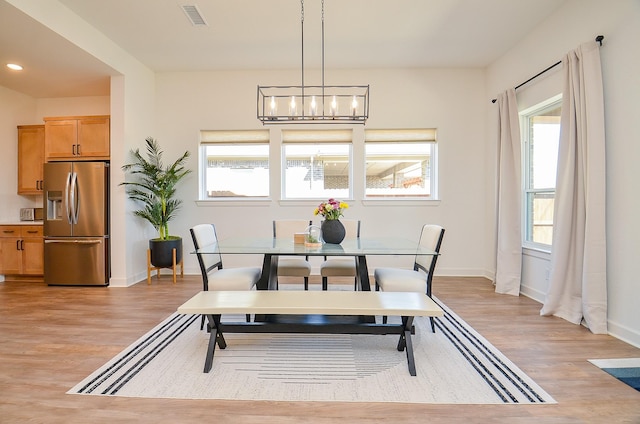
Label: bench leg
xmin=203 ymin=314 xmax=227 ymax=373
xmin=397 ymin=316 xmax=417 ymax=376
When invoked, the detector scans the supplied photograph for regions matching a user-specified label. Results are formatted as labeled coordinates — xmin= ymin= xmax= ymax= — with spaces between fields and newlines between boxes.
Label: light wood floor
xmin=1 ymin=275 xmax=639 ymax=423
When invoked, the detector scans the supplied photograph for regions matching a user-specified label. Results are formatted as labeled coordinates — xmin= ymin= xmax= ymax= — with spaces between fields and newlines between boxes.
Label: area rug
xmin=589 ymin=358 xmax=640 ymax=392
xmin=68 ymin=299 xmax=555 ymax=404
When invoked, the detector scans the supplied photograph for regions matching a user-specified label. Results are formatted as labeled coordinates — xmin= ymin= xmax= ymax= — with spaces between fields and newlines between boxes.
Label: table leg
xmin=204 ymin=314 xmax=226 ymax=373
xmin=356 ymin=255 xmax=370 ymax=291
xmin=256 ymin=254 xmax=280 ymax=291
xmin=397 ymin=316 xmax=417 ymax=376
xmin=269 ymin=255 xmax=279 ymax=290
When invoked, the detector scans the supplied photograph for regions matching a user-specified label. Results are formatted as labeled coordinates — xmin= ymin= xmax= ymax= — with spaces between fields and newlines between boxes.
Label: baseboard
xmin=520 ymin=285 xmax=546 ymax=303
xmin=607 ymin=320 xmax=640 ymax=349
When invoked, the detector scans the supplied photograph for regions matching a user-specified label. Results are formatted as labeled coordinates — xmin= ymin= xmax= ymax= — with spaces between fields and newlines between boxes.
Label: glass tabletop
xmin=194 ymin=237 xmax=438 ymax=257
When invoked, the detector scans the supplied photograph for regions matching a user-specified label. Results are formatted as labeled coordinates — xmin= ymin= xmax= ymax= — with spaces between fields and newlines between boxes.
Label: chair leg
xmin=322 ymin=276 xmax=328 ymax=291
xmin=304 ymin=277 xmax=309 ymax=290
xmin=430 ymin=317 xmax=436 ymax=333
xmin=382 ymin=316 xmax=388 ymax=324
xmin=246 ymin=314 xmax=251 ymax=323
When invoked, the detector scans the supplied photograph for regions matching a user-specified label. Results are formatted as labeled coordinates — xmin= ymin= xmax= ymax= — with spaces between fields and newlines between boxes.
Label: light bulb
xmin=269 ymin=96 xmax=277 ymax=116
xmin=289 ymin=96 xmax=297 ymax=116
xmin=310 ymin=96 xmax=317 ymax=116
xmin=330 ymin=96 xmax=338 ymax=117
xmin=351 ymin=96 xmax=358 ymax=117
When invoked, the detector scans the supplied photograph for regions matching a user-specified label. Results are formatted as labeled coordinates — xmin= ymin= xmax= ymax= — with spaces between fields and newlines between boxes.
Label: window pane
xmin=529 ymin=109 xmax=560 ymax=189
xmin=283 ymin=144 xmax=351 ymax=199
xmin=203 ymin=144 xmax=269 ymax=198
xmin=522 ymin=99 xmax=560 ymax=247
xmin=525 ymin=191 xmax=554 ymax=245
xmin=365 ymin=142 xmax=433 ymax=197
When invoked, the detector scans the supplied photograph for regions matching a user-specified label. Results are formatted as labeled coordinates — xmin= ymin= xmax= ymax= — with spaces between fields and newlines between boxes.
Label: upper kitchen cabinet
xmin=17 ymin=125 xmax=45 ymax=195
xmin=44 ymin=116 xmax=110 ymax=161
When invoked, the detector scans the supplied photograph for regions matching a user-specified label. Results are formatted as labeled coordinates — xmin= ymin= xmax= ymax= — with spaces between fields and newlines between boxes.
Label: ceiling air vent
xmin=181 ymin=4 xmax=208 ymax=26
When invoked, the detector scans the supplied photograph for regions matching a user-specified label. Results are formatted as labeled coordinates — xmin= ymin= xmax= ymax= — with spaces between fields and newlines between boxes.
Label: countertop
xmin=0 ymin=221 xmax=43 ymax=225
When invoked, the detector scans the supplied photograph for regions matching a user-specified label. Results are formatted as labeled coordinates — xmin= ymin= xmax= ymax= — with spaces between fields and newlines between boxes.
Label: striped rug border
xmin=434 ymin=299 xmax=549 ymax=403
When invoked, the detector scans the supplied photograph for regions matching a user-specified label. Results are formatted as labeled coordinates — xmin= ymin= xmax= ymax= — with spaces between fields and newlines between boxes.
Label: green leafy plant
xmin=121 ymin=137 xmax=191 ymax=241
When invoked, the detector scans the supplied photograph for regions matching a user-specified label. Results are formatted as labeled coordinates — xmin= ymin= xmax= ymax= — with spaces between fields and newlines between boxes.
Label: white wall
xmin=0 ymin=85 xmax=39 ymax=222
xmin=485 ymin=0 xmax=640 ymax=347
xmin=153 ymin=67 xmax=488 ymax=277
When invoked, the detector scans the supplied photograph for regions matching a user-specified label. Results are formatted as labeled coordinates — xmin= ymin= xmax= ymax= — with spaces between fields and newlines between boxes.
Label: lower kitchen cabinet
xmin=0 ymin=225 xmax=43 ymax=276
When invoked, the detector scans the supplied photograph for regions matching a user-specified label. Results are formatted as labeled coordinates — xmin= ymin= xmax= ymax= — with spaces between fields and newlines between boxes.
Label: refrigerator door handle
xmin=69 ymin=171 xmax=79 ymax=224
xmin=45 ymin=239 xmax=103 ymax=245
xmin=64 ymin=172 xmax=73 ymax=224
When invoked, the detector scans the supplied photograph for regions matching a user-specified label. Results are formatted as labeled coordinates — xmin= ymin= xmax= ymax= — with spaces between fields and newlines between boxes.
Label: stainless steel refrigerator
xmin=43 ymin=161 xmax=110 ymax=286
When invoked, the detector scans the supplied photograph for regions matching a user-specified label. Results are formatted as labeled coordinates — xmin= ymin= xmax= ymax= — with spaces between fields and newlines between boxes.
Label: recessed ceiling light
xmin=7 ymin=63 xmax=23 ymax=71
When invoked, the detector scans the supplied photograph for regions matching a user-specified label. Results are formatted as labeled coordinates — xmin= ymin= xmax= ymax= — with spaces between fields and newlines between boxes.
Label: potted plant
xmin=121 ymin=137 xmax=191 ymax=268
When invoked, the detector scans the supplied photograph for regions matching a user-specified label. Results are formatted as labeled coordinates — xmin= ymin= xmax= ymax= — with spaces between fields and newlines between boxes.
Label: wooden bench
xmin=177 ymin=290 xmax=444 ymax=376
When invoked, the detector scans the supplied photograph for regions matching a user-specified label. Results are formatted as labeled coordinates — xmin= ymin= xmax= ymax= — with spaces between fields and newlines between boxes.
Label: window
xmin=199 ymin=130 xmax=270 ymax=199
xmin=521 ymin=97 xmax=561 ymax=248
xmin=364 ymin=129 xmax=437 ymax=198
xmin=282 ymin=130 xmax=352 ymax=199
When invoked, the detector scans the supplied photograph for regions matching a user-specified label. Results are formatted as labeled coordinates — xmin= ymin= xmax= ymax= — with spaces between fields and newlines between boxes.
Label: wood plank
xmin=1 ymin=275 xmax=639 ymax=423
xmin=177 ymin=290 xmax=443 ymax=317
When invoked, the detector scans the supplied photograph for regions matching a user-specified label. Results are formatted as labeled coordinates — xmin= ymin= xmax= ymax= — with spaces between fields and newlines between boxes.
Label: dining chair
xmin=190 ymin=223 xmax=261 ymax=325
xmin=273 ymin=219 xmax=313 ymax=290
xmin=374 ymin=224 xmax=445 ymax=332
xmin=319 ymin=219 xmax=361 ymax=290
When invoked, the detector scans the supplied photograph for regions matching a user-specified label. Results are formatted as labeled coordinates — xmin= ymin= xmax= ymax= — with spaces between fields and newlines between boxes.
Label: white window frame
xmin=281 ymin=129 xmax=353 ymax=200
xmin=363 ymin=129 xmax=438 ymax=200
xmin=520 ymin=95 xmax=561 ymax=250
xmin=198 ymin=130 xmax=270 ymax=200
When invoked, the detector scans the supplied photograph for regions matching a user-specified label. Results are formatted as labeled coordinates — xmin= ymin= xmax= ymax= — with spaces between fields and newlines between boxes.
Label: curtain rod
xmin=491 ymin=35 xmax=604 ymax=103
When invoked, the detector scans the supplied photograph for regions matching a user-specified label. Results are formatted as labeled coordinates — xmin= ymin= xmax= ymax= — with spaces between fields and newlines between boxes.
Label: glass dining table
xmin=194 ymin=236 xmax=438 ymax=292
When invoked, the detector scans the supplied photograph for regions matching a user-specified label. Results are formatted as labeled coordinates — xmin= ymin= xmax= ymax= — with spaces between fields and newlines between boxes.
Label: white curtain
xmin=494 ymin=88 xmax=522 ymax=296
xmin=540 ymin=41 xmax=607 ymax=334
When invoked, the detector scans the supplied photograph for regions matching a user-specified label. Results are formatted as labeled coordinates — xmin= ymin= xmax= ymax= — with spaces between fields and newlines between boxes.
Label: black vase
xmin=321 ymin=220 xmax=346 ymax=244
xmin=149 ymin=237 xmax=183 ymax=268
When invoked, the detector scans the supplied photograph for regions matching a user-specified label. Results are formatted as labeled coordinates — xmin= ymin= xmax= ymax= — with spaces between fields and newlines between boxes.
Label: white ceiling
xmin=0 ymin=0 xmax=567 ymax=98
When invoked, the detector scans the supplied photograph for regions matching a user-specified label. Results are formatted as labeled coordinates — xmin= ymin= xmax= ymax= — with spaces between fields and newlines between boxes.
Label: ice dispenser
xmin=46 ymin=190 xmax=63 ymax=220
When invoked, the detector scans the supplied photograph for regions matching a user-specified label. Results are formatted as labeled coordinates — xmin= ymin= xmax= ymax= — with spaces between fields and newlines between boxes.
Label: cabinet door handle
xmin=20 ymin=240 xmax=24 ymax=251
xmin=4 ymin=230 xmax=15 ymax=234
xmin=76 ymin=144 xmax=81 ymax=155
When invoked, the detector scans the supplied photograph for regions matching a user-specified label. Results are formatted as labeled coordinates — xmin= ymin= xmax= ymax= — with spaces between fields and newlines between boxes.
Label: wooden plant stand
xmin=147 ymin=248 xmax=184 ymax=284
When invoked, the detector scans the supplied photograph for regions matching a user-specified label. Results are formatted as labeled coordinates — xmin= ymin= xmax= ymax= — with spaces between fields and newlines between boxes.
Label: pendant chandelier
xmin=257 ymin=0 xmax=369 ymax=125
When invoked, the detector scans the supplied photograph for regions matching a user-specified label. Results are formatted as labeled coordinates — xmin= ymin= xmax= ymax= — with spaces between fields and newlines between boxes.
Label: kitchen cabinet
xmin=0 ymin=225 xmax=44 ymax=276
xmin=17 ymin=125 xmax=45 ymax=194
xmin=44 ymin=116 xmax=110 ymax=161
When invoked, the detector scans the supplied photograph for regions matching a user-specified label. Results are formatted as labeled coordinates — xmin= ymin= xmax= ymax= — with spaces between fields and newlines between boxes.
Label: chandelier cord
xmin=321 ymin=0 xmax=325 ymax=115
xmin=301 ymin=0 xmax=305 ymax=110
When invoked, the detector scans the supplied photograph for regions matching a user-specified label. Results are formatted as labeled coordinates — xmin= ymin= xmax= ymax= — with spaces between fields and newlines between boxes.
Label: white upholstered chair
xmin=374 ymin=224 xmax=445 ymax=332
xmin=273 ymin=220 xmax=312 ymax=290
xmin=190 ymin=224 xmax=261 ymax=324
xmin=319 ymin=219 xmax=361 ymax=290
